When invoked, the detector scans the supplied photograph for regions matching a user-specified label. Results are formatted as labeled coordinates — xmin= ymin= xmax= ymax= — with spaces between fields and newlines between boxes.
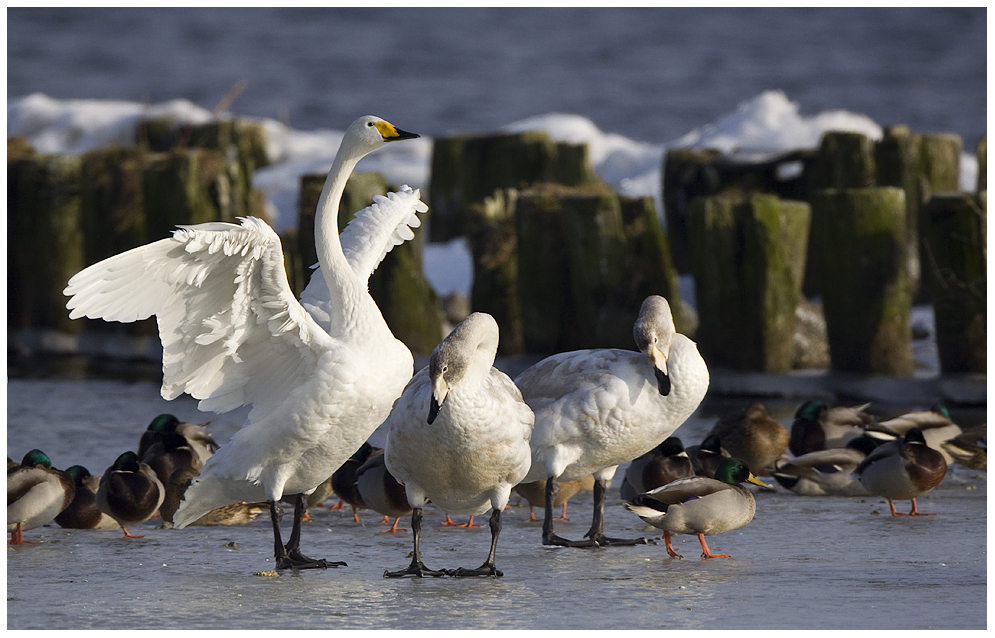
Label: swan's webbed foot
xmin=276 ymin=548 xmax=347 ymax=570
xmin=383 ymin=559 xmax=450 ymax=578
xmin=541 ymin=531 xmax=599 ymax=548
xmin=451 ymin=562 xmax=503 ymax=578
xmin=587 ymin=533 xmax=656 ymax=546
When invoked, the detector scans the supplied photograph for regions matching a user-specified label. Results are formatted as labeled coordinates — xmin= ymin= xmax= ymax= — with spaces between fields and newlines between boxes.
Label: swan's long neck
xmin=313 ymin=151 xmax=380 ymax=337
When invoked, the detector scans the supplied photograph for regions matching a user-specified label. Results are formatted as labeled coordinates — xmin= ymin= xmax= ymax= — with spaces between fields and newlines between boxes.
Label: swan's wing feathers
xmin=65 ymin=217 xmax=332 ymax=416
xmin=339 ymin=185 xmax=428 ymax=283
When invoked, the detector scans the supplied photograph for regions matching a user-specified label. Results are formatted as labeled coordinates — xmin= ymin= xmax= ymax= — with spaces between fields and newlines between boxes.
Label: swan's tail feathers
xmin=338 ymin=185 xmax=428 ymax=284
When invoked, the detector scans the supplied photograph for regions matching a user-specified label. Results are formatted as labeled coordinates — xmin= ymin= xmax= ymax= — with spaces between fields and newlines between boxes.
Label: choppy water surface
xmin=6 ymin=377 xmax=987 ymax=630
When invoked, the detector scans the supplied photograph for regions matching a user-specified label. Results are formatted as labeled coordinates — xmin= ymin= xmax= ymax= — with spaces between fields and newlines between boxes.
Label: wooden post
xmin=427 ymin=131 xmax=601 ymax=242
xmin=810 ymin=131 xmax=877 ymax=190
xmin=875 ymin=126 xmax=923 ymax=298
xmin=810 ymin=187 xmax=913 ymax=376
xmin=661 ymin=147 xmax=722 ymax=274
xmin=689 ymin=193 xmax=811 ymax=372
xmin=467 ymin=188 xmax=525 ymax=355
xmin=79 ymin=147 xmax=148 ymax=264
xmin=8 ymin=154 xmax=85 ymax=333
xmin=142 ymin=149 xmax=234 ymax=242
xmin=978 ymin=135 xmax=987 ymax=192
xmin=921 ymin=193 xmax=986 ymax=373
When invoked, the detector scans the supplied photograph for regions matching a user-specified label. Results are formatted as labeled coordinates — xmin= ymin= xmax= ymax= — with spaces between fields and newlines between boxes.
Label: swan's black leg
xmin=542 ymin=476 xmax=598 ymax=547
xmin=384 ymin=507 xmax=448 ymax=578
xmin=453 ymin=507 xmax=504 ymax=577
xmin=584 ymin=478 xmax=653 ymax=546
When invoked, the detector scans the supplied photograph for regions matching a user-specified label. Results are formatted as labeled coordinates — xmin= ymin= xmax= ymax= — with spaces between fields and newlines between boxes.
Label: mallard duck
xmin=138 ymin=414 xmax=218 ymax=466
xmin=329 ymin=442 xmax=380 ymax=522
xmin=67 ymin=116 xmax=424 ymax=570
xmin=686 ymin=435 xmax=730 ymax=479
xmin=625 ymin=457 xmax=766 ymax=559
xmin=853 ymin=428 xmax=947 ymax=516
xmin=7 ymin=449 xmax=76 ymax=544
xmin=514 ymin=475 xmax=595 ymax=522
xmin=866 ymin=405 xmax=963 ymax=465
xmin=705 ymin=402 xmax=788 ymax=477
xmin=620 ymin=437 xmax=695 ymax=502
xmin=789 ymin=400 xmax=874 ymax=457
xmin=159 ymin=467 xmax=268 ymax=527
xmin=941 ymin=424 xmax=986 ymax=472
xmin=95 ymin=451 xmax=165 ymax=538
xmin=355 ymin=452 xmax=411 ymax=533
xmin=140 ymin=430 xmax=203 ymax=488
xmin=54 ymin=465 xmax=119 ymax=529
xmin=771 ymin=435 xmax=883 ymax=496
xmin=516 ymin=295 xmax=709 ymax=548
xmin=384 ymin=313 xmax=534 ymax=578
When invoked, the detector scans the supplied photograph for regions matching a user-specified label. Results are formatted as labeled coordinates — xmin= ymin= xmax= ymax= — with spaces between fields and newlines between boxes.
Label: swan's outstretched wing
xmin=299 ymin=185 xmax=427 ymax=330
xmin=64 ymin=216 xmax=333 ymax=417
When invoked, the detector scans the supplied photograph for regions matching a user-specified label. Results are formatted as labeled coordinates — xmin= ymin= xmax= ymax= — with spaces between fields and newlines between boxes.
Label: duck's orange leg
xmin=121 ymin=526 xmax=145 ymax=539
xmin=380 ymin=517 xmax=408 ymax=533
xmin=351 ymin=506 xmax=362 ymax=524
xmin=907 ymin=498 xmax=936 ymax=516
xmin=302 ymin=509 xmax=314 ymax=522
xmin=698 ymin=533 xmax=729 ymax=558
xmin=664 ymin=531 xmax=682 ymax=558
xmin=554 ymin=502 xmax=570 ymax=521
xmin=8 ymin=523 xmax=34 ymax=545
xmin=442 ymin=514 xmax=458 ymax=526
xmin=380 ymin=515 xmax=390 ymax=524
xmin=525 ymin=506 xmax=541 ymax=522
xmin=328 ymin=499 xmax=345 ymax=510
xmin=459 ymin=515 xmax=481 ymax=528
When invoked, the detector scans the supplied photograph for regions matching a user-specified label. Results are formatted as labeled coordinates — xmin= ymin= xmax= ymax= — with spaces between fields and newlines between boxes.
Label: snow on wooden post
xmin=810 ymin=187 xmax=913 ymax=376
xmin=8 ymin=152 xmax=85 ymax=333
xmin=921 ymin=193 xmax=986 ymax=374
xmin=688 ymin=193 xmax=811 ymax=373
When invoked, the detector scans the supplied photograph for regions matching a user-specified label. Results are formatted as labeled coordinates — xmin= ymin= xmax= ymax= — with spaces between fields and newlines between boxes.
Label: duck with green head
xmin=853 ymin=428 xmax=947 ymax=516
xmin=7 ymin=449 xmax=76 ymax=544
xmin=625 ymin=457 xmax=766 ymax=559
xmin=865 ymin=405 xmax=963 ymax=466
xmin=772 ymin=434 xmax=883 ymax=497
xmin=789 ymin=400 xmax=874 ymax=457
xmin=54 ymin=465 xmax=119 ymax=530
xmin=96 ymin=451 xmax=165 ymax=538
xmin=138 ymin=414 xmax=218 ymax=467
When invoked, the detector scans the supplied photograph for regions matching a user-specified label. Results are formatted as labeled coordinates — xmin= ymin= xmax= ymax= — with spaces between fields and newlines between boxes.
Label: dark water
xmin=6 ymin=7 xmax=987 ymax=147
xmin=6 ymin=378 xmax=987 ymax=630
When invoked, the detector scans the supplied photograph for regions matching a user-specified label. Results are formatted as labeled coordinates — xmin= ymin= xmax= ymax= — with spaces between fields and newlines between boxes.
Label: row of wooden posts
xmin=7 ymin=119 xmax=987 ymax=376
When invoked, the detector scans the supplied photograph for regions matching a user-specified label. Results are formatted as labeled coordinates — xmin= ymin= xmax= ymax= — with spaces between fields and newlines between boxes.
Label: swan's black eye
xmin=367 ymin=122 xmax=374 ymax=127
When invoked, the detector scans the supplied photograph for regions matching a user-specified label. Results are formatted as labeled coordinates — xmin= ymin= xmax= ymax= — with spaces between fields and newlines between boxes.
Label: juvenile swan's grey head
xmin=427 ymin=313 xmax=500 ymax=424
xmin=632 ymin=295 xmax=676 ymax=396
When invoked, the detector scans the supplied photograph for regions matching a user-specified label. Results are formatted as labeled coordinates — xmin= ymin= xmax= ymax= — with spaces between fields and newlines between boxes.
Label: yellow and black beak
xmin=374 ymin=120 xmax=420 ymax=142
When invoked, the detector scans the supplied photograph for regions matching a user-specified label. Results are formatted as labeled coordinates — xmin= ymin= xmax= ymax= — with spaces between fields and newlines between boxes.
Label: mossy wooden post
xmin=427 ymin=131 xmax=600 ymax=242
xmin=916 ymin=133 xmax=963 ymax=299
xmin=875 ymin=126 xmax=923 ymax=298
xmin=297 ymin=171 xmax=441 ymax=354
xmin=467 ymin=188 xmax=525 ymax=355
xmin=7 ymin=138 xmax=36 ymax=330
xmin=619 ymin=195 xmax=686 ymax=335
xmin=921 ymin=193 xmax=986 ymax=373
xmin=8 ymin=154 xmax=85 ymax=333
xmin=688 ymin=193 xmax=810 ymax=372
xmin=143 ymin=149 xmax=233 ymax=242
xmin=515 ymin=185 xmax=571 ymax=353
xmin=810 ymin=187 xmax=912 ymax=376
xmin=662 ymin=147 xmax=722 ymax=273
xmin=79 ymin=147 xmax=148 ymax=264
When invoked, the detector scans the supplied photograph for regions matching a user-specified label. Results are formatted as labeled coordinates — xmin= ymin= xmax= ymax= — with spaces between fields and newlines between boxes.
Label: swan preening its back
xmin=64 ymin=115 xmax=426 ymax=569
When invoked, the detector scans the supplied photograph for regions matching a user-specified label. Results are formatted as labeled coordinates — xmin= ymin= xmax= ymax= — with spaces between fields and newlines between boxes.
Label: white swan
xmin=64 ymin=115 xmax=425 ymax=569
xmin=515 ymin=295 xmax=709 ymax=547
xmin=383 ymin=313 xmax=534 ymax=577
